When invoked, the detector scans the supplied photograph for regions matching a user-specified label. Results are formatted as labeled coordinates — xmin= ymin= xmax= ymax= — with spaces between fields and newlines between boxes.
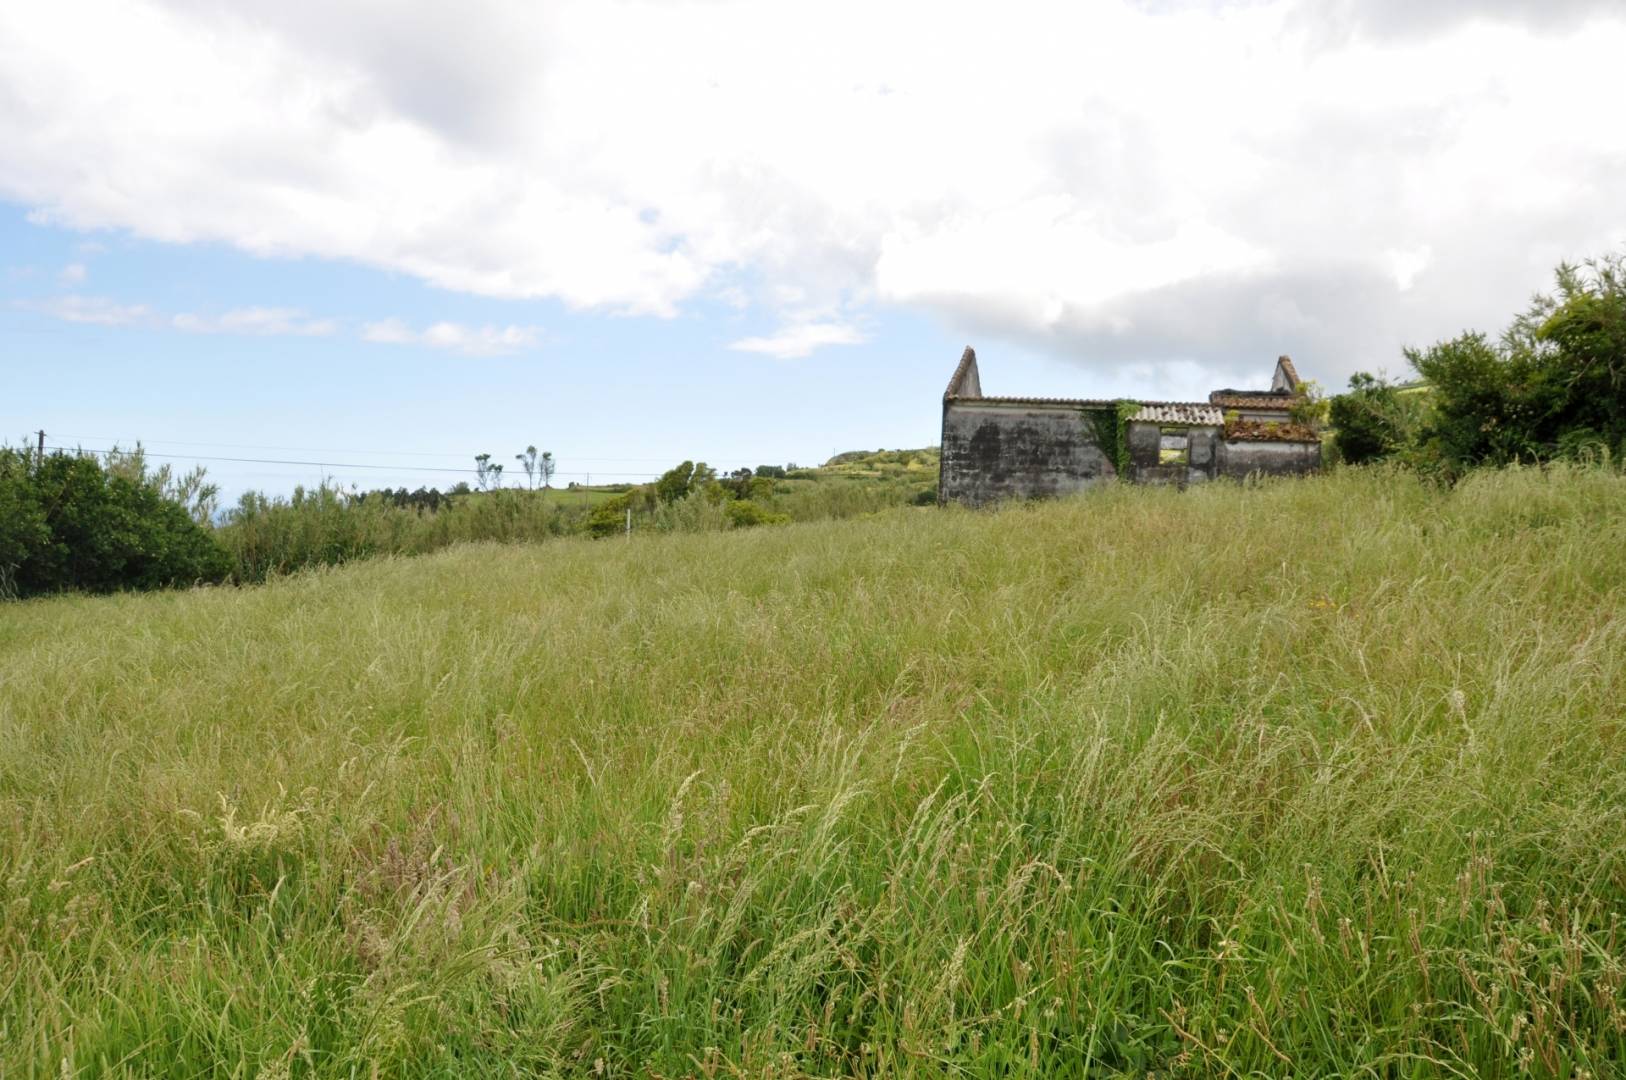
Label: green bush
xmin=648 ymin=490 xmax=732 ymax=534
xmin=0 ymin=448 xmax=231 ymax=599
xmin=1328 ymin=373 xmax=1425 ymax=465
xmin=586 ymin=494 xmax=633 ymax=539
xmin=723 ymin=499 xmax=790 ymax=528
xmin=1408 ymin=255 xmax=1626 ymax=472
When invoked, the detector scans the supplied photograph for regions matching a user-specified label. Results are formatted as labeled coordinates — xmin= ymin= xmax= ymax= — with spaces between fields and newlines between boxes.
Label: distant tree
xmin=720 ymin=467 xmax=754 ymax=499
xmin=655 ymin=460 xmax=722 ymax=504
xmin=352 ymin=485 xmax=456 ymax=512
xmin=474 ymin=453 xmax=504 ymax=491
xmin=539 ymin=451 xmax=556 ymax=489
xmin=655 ymin=460 xmax=697 ymax=504
xmin=515 ymin=446 xmax=539 ymax=489
xmin=756 ymin=464 xmax=787 ymax=479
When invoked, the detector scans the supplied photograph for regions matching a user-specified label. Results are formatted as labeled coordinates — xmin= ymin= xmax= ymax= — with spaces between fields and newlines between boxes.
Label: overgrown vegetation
xmin=1 ymin=444 xmax=941 ymax=596
xmin=216 ymin=453 xmax=936 ymax=580
xmin=1328 ymin=372 xmax=1429 ymax=465
xmin=1082 ymin=401 xmax=1141 ymax=477
xmin=219 ymin=483 xmax=582 ymax=582
xmin=3 ymin=466 xmax=1624 ymax=1075
xmin=0 ymin=446 xmax=230 ymax=599
xmin=1332 ymin=253 xmax=1626 ymax=474
xmin=1223 ymin=417 xmax=1320 ymax=442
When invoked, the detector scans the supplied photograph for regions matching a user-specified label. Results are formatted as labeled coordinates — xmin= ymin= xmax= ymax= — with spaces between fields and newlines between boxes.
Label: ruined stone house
xmin=938 ymin=347 xmax=1321 ymax=506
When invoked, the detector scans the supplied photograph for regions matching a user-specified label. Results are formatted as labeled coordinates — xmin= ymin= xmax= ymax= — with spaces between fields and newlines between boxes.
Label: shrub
xmin=723 ymin=500 xmax=790 ymax=528
xmin=0 ymin=448 xmax=231 ymax=598
xmin=648 ymin=490 xmax=732 ymax=534
xmin=1329 ymin=373 xmax=1424 ymax=465
xmin=587 ymin=495 xmax=633 ymax=539
xmin=218 ymin=485 xmax=579 ymax=579
xmin=1409 ymin=254 xmax=1626 ymax=471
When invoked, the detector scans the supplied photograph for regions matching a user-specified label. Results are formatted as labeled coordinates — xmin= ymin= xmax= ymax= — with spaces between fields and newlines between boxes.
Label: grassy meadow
xmin=3 ymin=466 xmax=1625 ymax=1077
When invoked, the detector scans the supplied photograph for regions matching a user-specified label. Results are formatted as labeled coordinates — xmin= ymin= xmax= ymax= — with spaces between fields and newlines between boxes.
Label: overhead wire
xmin=45 ymin=445 xmax=660 ymax=479
xmin=45 ymin=433 xmax=703 ymax=464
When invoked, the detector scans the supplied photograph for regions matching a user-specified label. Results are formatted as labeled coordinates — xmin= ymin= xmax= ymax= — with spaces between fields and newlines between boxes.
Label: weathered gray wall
xmin=1126 ymin=421 xmax=1219 ymax=487
xmin=939 ymin=399 xmax=1321 ymax=506
xmin=1217 ymin=438 xmax=1321 ymax=479
xmin=940 ymin=402 xmax=1115 ymax=506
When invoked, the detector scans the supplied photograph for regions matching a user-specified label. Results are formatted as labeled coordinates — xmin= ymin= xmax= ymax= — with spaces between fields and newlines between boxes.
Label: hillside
xmin=819 ymin=446 xmax=940 ymax=476
xmin=3 ymin=467 xmax=1624 ymax=1076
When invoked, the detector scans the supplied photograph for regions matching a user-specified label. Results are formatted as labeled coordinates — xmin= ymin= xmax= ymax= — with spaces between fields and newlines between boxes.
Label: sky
xmin=4 ymin=0 xmax=1625 ymax=500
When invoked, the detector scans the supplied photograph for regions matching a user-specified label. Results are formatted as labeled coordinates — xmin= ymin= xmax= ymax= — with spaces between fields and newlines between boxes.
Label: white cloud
xmin=362 ymin=318 xmax=539 ymax=356
xmin=2 ymin=0 xmax=1624 ymax=388
xmin=29 ymin=294 xmax=151 ymax=326
xmin=729 ymin=321 xmax=867 ymax=360
xmin=172 ymin=306 xmax=337 ymax=336
xmin=59 ymin=262 xmax=87 ymax=283
xmin=1386 ymin=247 xmax=1433 ymax=293
xmin=359 ymin=317 xmax=416 ymax=347
xmin=27 ymin=293 xmax=532 ymax=355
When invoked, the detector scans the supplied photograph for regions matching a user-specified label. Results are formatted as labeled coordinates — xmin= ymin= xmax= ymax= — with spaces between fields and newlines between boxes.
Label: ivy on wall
xmin=1087 ymin=401 xmax=1142 ymax=477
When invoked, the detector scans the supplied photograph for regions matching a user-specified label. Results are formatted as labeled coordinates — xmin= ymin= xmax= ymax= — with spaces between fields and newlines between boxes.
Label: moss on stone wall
xmin=1087 ymin=401 xmax=1142 ymax=477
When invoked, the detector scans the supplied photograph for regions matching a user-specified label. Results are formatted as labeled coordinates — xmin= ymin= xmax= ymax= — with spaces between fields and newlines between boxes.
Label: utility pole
xmin=36 ymin=429 xmax=45 ymax=470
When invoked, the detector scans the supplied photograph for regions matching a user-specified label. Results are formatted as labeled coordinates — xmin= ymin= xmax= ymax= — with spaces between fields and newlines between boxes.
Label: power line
xmin=45 ymin=445 xmax=659 ymax=479
xmin=47 ymin=432 xmax=703 ymax=463
xmin=50 ymin=433 xmax=479 ymax=459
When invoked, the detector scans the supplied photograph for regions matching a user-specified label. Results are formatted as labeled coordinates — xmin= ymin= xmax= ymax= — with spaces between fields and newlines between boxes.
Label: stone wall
xmin=1216 ymin=438 xmax=1322 ymax=479
xmin=937 ymin=346 xmax=1321 ymax=505
xmin=939 ymin=400 xmax=1116 ymax=506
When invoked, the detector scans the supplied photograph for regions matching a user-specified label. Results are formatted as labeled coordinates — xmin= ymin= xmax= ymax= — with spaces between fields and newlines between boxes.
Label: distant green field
xmin=3 ymin=466 xmax=1624 ymax=1076
xmin=539 ymin=484 xmax=627 ymax=506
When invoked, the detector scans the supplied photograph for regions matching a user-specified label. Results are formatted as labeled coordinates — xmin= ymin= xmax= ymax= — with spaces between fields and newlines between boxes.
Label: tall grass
xmin=219 ymin=485 xmax=585 ymax=582
xmin=2 ymin=466 xmax=1624 ymax=1076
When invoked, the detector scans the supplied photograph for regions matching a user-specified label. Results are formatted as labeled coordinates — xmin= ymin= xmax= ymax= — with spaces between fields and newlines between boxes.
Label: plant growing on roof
xmin=1288 ymin=379 xmax=1329 ymax=427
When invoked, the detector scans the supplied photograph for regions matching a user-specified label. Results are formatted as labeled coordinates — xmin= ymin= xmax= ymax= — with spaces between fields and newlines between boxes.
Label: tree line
xmin=0 ymin=440 xmax=919 ymax=599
